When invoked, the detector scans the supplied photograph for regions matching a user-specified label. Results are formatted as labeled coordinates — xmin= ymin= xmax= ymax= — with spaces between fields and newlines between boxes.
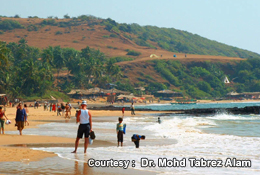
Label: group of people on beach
xmin=72 ymin=100 xmax=145 ymax=154
xmin=1 ymin=99 xmax=145 ymax=154
xmin=0 ymin=102 xmax=30 ymax=135
xmin=116 ymin=116 xmax=145 ymax=148
xmin=44 ymin=102 xmax=72 ymax=119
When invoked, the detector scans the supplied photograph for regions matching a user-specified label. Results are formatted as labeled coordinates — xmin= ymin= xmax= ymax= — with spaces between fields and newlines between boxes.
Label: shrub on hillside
xmin=109 ymin=57 xmax=134 ymax=63
xmin=0 ymin=20 xmax=24 ymax=31
xmin=55 ymin=31 xmax=63 ymax=35
xmin=126 ymin=50 xmax=141 ymax=56
xmin=14 ymin=14 xmax=20 ymax=18
xmin=27 ymin=24 xmax=39 ymax=31
xmin=109 ymin=33 xmax=118 ymax=38
xmin=40 ymin=19 xmax=57 ymax=26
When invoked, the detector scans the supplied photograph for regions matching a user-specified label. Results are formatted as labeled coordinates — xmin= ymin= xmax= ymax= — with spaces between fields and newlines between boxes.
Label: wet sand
xmin=0 ymin=105 xmax=156 ymax=174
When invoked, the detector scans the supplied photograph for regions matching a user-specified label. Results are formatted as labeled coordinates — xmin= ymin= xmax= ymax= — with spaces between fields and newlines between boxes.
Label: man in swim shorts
xmin=72 ymin=101 xmax=92 ymax=153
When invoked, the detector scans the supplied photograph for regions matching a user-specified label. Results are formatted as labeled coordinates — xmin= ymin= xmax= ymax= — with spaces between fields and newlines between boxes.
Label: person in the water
xmin=131 ymin=134 xmax=145 ymax=148
xmin=158 ymin=117 xmax=161 ymax=124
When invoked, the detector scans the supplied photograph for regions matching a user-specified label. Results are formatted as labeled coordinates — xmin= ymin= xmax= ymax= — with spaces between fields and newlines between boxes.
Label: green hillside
xmin=1 ymin=15 xmax=258 ymax=58
xmin=1 ymin=15 xmax=260 ymax=100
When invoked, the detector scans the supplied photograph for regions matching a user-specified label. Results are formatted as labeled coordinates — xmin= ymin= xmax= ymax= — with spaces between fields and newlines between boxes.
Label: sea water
xmin=3 ymin=102 xmax=260 ymax=174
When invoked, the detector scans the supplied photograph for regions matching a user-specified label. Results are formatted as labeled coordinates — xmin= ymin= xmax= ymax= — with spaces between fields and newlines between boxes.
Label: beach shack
xmin=68 ymin=87 xmax=130 ymax=102
xmin=226 ymin=92 xmax=260 ymax=100
xmin=0 ymin=94 xmax=8 ymax=105
xmin=154 ymin=90 xmax=183 ymax=99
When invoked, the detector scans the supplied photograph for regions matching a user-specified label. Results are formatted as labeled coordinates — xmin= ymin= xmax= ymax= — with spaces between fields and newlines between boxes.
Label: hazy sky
xmin=1 ymin=0 xmax=260 ymax=54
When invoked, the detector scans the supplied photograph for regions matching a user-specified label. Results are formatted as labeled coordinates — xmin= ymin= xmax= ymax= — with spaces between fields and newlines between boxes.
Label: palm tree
xmin=0 ymin=41 xmax=8 ymax=66
xmin=53 ymin=46 xmax=65 ymax=78
xmin=41 ymin=46 xmax=54 ymax=65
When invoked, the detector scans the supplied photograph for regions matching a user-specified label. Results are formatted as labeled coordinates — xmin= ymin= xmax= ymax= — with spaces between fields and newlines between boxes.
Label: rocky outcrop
xmin=88 ymin=105 xmax=260 ymax=115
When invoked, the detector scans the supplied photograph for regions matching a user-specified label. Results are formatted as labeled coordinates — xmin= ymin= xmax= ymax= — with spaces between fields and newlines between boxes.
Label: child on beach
xmin=0 ymin=106 xmax=9 ymax=134
xmin=131 ymin=134 xmax=145 ymax=148
xmin=116 ymin=117 xmax=125 ymax=147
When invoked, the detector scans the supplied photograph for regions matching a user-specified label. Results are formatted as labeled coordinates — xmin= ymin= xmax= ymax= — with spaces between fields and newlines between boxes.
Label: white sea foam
xmin=207 ymin=113 xmax=260 ymax=120
xmin=8 ymin=113 xmax=260 ymax=174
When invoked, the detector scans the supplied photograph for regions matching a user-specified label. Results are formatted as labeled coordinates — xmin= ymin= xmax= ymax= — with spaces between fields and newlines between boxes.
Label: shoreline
xmin=1 ymin=100 xmax=259 ymax=174
xmin=0 ymin=107 xmax=157 ymax=175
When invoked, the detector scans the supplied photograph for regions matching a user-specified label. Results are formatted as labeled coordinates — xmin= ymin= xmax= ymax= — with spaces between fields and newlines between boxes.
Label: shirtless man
xmin=65 ymin=104 xmax=71 ymax=119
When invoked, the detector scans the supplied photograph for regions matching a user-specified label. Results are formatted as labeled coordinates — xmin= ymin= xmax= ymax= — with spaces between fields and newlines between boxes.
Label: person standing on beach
xmin=65 ymin=104 xmax=71 ymax=119
xmin=0 ymin=106 xmax=9 ymax=134
xmin=57 ymin=104 xmax=62 ymax=116
xmin=50 ymin=103 xmax=52 ymax=112
xmin=68 ymin=102 xmax=72 ymax=116
xmin=116 ymin=117 xmax=125 ymax=147
xmin=61 ymin=103 xmax=65 ymax=116
xmin=72 ymin=100 xmax=92 ymax=154
xmin=52 ymin=103 xmax=56 ymax=112
xmin=122 ymin=107 xmax=125 ymax=117
xmin=130 ymin=103 xmax=135 ymax=115
xmin=24 ymin=104 xmax=29 ymax=126
xmin=15 ymin=103 xmax=27 ymax=135
xmin=131 ymin=134 xmax=145 ymax=148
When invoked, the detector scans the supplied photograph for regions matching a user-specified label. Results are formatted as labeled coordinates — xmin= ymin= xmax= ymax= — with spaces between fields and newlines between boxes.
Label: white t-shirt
xmin=80 ymin=109 xmax=90 ymax=124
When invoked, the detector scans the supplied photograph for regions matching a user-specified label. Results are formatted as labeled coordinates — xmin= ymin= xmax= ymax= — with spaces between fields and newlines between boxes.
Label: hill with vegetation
xmin=1 ymin=15 xmax=260 ymax=100
xmin=0 ymin=15 xmax=259 ymax=59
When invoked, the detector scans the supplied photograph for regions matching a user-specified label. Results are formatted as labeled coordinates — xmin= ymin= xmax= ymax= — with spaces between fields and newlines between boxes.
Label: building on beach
xmin=154 ymin=90 xmax=183 ymax=100
xmin=226 ymin=91 xmax=260 ymax=99
xmin=67 ymin=88 xmax=130 ymax=100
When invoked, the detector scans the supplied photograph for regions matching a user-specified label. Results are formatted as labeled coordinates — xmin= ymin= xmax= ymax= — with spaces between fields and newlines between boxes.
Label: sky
xmin=1 ymin=0 xmax=260 ymax=54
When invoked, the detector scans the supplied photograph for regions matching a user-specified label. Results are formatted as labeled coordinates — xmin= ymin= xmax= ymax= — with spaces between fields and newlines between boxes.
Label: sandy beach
xmin=0 ymin=103 xmax=158 ymax=175
xmin=1 ymin=99 xmax=259 ymax=174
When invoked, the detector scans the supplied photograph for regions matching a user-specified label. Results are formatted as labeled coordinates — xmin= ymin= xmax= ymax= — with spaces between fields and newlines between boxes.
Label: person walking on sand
xmin=72 ymin=101 xmax=92 ymax=154
xmin=116 ymin=117 xmax=125 ymax=147
xmin=0 ymin=106 xmax=9 ymax=134
xmin=15 ymin=103 xmax=27 ymax=135
xmin=65 ymin=104 xmax=71 ymax=119
xmin=24 ymin=104 xmax=29 ymax=126
xmin=131 ymin=134 xmax=145 ymax=148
